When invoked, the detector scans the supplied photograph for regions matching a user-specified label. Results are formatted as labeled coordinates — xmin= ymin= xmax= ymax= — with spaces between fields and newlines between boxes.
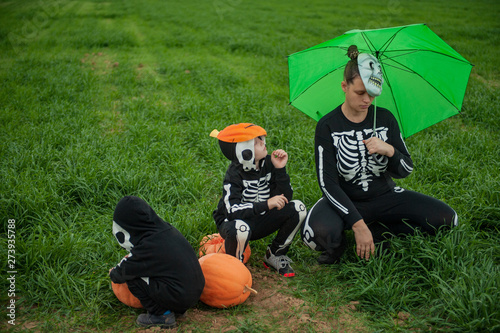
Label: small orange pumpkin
xmin=111 ymin=281 xmax=143 ymax=308
xmin=199 ymin=233 xmax=251 ymax=264
xmin=198 ymin=253 xmax=257 ymax=308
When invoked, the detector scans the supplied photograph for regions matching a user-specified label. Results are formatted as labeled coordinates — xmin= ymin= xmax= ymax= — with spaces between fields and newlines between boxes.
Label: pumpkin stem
xmin=243 ymin=285 xmax=258 ymax=294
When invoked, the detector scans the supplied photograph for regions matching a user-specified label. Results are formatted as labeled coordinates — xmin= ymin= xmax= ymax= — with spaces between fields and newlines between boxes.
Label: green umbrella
xmin=288 ymin=23 xmax=473 ymax=138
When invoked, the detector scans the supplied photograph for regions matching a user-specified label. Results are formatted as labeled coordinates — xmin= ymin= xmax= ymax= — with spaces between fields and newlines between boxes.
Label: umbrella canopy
xmin=288 ymin=24 xmax=473 ymax=138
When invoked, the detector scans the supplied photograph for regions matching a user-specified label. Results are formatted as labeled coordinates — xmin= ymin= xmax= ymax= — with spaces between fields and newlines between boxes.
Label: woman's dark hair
xmin=344 ymin=45 xmax=360 ymax=84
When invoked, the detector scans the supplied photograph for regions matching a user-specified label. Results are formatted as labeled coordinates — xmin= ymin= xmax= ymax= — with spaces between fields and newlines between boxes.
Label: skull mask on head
xmin=358 ymin=53 xmax=383 ymax=97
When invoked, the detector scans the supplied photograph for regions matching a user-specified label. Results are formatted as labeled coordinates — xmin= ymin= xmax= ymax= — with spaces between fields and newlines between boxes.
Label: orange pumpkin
xmin=199 ymin=233 xmax=251 ymax=264
xmin=111 ymin=281 xmax=143 ymax=308
xmin=198 ymin=253 xmax=257 ymax=308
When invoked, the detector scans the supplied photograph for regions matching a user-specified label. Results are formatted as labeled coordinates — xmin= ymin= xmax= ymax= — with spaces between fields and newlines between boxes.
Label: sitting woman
xmin=301 ymin=45 xmax=457 ymax=264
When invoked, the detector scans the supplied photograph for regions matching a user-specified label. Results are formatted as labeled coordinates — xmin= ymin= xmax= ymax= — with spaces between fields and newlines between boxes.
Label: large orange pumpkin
xmin=111 ymin=281 xmax=143 ymax=308
xmin=199 ymin=233 xmax=251 ymax=264
xmin=198 ymin=253 xmax=257 ymax=308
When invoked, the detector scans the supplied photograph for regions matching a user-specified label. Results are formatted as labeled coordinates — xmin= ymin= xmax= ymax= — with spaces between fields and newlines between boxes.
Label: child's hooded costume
xmin=211 ymin=123 xmax=306 ymax=263
xmin=110 ymin=196 xmax=205 ymax=314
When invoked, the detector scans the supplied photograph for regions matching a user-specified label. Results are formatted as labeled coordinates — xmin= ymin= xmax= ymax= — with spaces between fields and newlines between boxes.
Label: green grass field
xmin=1 ymin=0 xmax=499 ymax=332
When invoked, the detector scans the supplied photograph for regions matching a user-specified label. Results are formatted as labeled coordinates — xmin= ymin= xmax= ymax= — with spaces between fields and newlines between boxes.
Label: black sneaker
xmin=263 ymin=247 xmax=295 ymax=277
xmin=317 ymin=251 xmax=342 ymax=265
xmin=136 ymin=311 xmax=176 ymax=329
xmin=174 ymin=311 xmax=187 ymax=319
xmin=317 ymin=233 xmax=347 ymax=265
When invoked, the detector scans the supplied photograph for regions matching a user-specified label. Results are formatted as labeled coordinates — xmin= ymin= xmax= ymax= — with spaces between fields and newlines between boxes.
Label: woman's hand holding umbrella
xmin=363 ymin=137 xmax=395 ymax=157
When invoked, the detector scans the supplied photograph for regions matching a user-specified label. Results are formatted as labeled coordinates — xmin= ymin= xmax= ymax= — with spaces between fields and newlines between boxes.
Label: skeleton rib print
xmin=224 ymin=173 xmax=272 ymax=214
xmin=242 ymin=173 xmax=272 ymax=202
xmin=332 ymin=128 xmax=388 ymax=192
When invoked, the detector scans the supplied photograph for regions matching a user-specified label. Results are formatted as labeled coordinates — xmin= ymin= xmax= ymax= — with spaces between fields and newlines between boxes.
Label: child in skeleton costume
xmin=301 ymin=45 xmax=458 ymax=264
xmin=211 ymin=123 xmax=307 ymax=277
xmin=109 ymin=196 xmax=205 ymax=329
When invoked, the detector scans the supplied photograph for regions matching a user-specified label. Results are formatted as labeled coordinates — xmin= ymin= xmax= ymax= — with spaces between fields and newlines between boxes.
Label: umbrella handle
xmin=370 ymin=98 xmax=384 ymax=166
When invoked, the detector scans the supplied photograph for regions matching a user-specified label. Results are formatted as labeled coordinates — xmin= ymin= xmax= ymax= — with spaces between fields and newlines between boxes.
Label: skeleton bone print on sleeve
xmin=332 ymin=127 xmax=389 ymax=192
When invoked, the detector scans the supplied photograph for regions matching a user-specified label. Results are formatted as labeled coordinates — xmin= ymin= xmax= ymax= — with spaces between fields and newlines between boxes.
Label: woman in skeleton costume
xmin=211 ymin=123 xmax=307 ymax=277
xmin=110 ymin=196 xmax=205 ymax=329
xmin=301 ymin=45 xmax=458 ymax=264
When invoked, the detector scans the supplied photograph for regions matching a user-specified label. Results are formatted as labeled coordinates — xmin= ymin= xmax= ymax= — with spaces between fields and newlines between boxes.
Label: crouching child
xmin=210 ymin=123 xmax=306 ymax=277
xmin=109 ymin=196 xmax=205 ymax=329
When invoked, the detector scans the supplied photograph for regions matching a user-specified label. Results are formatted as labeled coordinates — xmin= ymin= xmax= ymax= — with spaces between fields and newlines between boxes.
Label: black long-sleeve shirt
xmin=315 ymin=105 xmax=413 ymax=227
xmin=213 ymin=155 xmax=293 ymax=226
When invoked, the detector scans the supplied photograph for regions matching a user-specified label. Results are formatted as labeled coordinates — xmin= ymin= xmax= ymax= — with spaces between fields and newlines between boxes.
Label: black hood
xmin=218 ymin=138 xmax=259 ymax=171
xmin=109 ymin=196 xmax=205 ymax=310
xmin=113 ymin=196 xmax=169 ymax=251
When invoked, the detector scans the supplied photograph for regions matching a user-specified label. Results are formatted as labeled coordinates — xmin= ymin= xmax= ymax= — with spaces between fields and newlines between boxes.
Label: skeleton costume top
xmin=211 ymin=124 xmax=293 ymax=227
xmin=110 ymin=196 xmax=204 ymax=312
xmin=315 ymin=104 xmax=413 ymax=228
xmin=301 ymin=48 xmax=457 ymax=265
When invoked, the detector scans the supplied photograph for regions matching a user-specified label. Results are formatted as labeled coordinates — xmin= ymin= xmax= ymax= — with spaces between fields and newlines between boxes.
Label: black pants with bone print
xmin=218 ymin=200 xmax=306 ymax=262
xmin=301 ymin=188 xmax=457 ymax=262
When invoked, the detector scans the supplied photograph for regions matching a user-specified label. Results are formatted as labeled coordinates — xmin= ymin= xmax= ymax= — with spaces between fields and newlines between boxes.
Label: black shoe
xmin=317 ymin=233 xmax=346 ymax=265
xmin=174 ymin=311 xmax=187 ymax=319
xmin=317 ymin=251 xmax=342 ymax=265
xmin=136 ymin=311 xmax=176 ymax=329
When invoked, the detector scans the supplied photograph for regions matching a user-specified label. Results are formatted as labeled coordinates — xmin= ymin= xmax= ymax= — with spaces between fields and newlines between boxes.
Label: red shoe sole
xmin=263 ymin=262 xmax=295 ymax=277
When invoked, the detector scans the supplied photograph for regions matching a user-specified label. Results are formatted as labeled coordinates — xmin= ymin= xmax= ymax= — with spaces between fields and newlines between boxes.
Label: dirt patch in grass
xmin=471 ymin=72 xmax=500 ymax=90
xmin=132 ymin=265 xmax=368 ymax=333
xmin=80 ymin=52 xmax=119 ymax=75
xmin=5 ymin=266 xmax=367 ymax=332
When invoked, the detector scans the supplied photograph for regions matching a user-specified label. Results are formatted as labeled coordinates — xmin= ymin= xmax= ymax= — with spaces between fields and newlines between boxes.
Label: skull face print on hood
xmin=112 ymin=195 xmax=168 ymax=251
xmin=210 ymin=123 xmax=267 ymax=171
xmin=110 ymin=196 xmax=204 ymax=288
